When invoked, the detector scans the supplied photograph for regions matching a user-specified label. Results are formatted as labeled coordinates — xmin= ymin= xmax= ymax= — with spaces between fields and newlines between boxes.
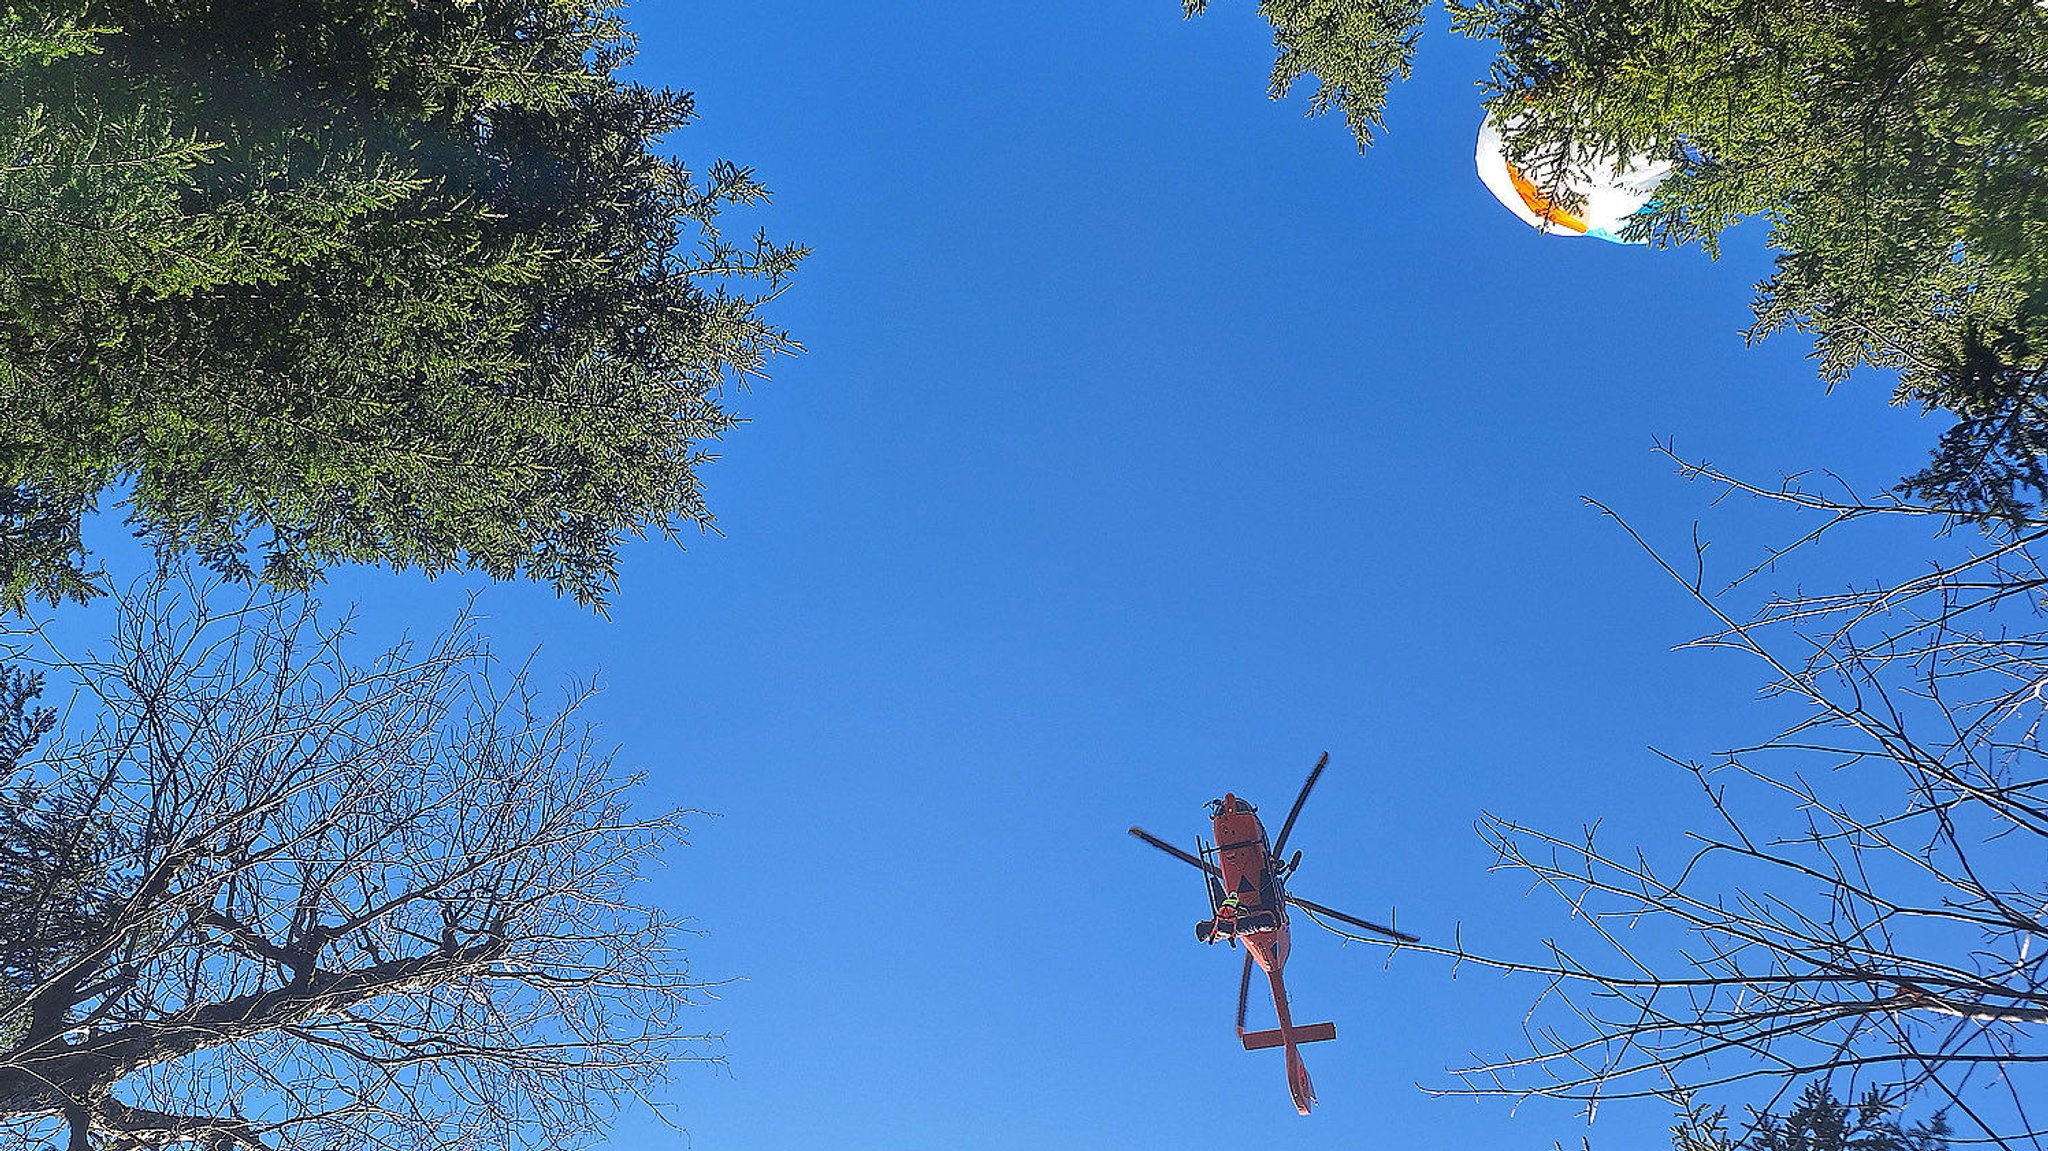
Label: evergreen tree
xmin=0 ymin=665 xmax=125 ymax=1048
xmin=0 ymin=2 xmax=803 ymax=611
xmin=1672 ymin=1083 xmax=1952 ymax=1151
xmin=1189 ymin=1 xmax=2048 ymax=523
xmin=1181 ymin=0 xmax=1429 ymax=145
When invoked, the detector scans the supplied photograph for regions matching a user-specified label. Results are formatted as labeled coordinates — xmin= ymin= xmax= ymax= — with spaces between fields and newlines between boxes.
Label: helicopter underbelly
xmin=1212 ymin=811 xmax=1275 ymax=911
xmin=1243 ymin=924 xmax=1291 ymax=973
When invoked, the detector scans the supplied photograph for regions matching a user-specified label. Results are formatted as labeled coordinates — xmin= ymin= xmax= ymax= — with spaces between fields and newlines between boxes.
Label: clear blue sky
xmin=72 ymin=1 xmax=1953 ymax=1147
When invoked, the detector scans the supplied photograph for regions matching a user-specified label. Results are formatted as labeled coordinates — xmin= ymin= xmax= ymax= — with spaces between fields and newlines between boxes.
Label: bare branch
xmin=0 ymin=573 xmax=711 ymax=1151
xmin=1394 ymin=461 xmax=2048 ymax=1145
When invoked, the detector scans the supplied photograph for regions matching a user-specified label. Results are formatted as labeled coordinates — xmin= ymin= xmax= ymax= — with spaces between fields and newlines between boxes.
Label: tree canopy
xmin=0 ymin=577 xmax=701 ymax=1150
xmin=1319 ymin=456 xmax=2048 ymax=1143
xmin=1672 ymin=1083 xmax=1951 ymax=1151
xmin=1190 ymin=0 xmax=2048 ymax=523
xmin=0 ymin=2 xmax=802 ymax=612
xmin=1181 ymin=0 xmax=1429 ymax=145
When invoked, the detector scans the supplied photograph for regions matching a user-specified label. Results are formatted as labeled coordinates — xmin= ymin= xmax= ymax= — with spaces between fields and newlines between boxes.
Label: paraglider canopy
xmin=1475 ymin=116 xmax=1671 ymax=244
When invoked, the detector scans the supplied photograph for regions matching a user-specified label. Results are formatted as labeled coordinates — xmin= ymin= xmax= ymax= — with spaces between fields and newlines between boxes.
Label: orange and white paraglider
xmin=1475 ymin=115 xmax=1672 ymax=244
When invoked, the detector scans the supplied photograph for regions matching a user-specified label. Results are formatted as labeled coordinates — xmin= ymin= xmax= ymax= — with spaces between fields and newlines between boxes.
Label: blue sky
xmin=62 ymin=1 xmax=1959 ymax=1147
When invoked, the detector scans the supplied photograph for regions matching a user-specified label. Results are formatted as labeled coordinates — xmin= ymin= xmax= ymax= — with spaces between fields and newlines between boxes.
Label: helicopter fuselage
xmin=1199 ymin=794 xmax=1322 ymax=1114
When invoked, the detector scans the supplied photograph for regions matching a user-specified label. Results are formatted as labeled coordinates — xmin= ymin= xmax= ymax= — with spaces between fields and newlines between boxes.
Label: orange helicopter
xmin=1129 ymin=753 xmax=1417 ymax=1115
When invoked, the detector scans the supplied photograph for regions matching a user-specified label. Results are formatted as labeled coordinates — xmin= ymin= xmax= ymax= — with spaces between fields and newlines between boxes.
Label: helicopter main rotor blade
xmin=1128 ymin=826 xmax=1221 ymax=877
xmin=1270 ymin=751 xmax=1329 ymax=858
xmin=1287 ymin=893 xmax=1420 ymax=944
xmin=1235 ymin=950 xmax=1254 ymax=1035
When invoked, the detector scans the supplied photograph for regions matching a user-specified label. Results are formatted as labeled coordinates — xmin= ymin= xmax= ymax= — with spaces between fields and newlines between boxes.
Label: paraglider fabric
xmin=1474 ymin=116 xmax=1671 ymax=244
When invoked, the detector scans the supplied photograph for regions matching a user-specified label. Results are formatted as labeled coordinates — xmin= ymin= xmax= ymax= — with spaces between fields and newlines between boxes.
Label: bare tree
xmin=1294 ymin=449 xmax=2048 ymax=1147
xmin=0 ymin=576 xmax=708 ymax=1151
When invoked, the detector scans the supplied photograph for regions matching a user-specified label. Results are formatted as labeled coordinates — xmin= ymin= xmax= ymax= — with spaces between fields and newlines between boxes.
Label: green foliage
xmin=0 ymin=782 xmax=123 ymax=1041
xmin=1445 ymin=0 xmax=2048 ymax=522
xmin=0 ymin=1 xmax=803 ymax=611
xmin=1671 ymin=1092 xmax=1736 ymax=1151
xmin=1674 ymin=1083 xmax=1953 ymax=1151
xmin=0 ymin=665 xmax=125 ymax=1046
xmin=1183 ymin=0 xmax=1429 ymax=145
xmin=0 ymin=6 xmax=109 ymax=69
xmin=1195 ymin=0 xmax=2048 ymax=524
xmin=1754 ymin=1086 xmax=1950 ymax=1151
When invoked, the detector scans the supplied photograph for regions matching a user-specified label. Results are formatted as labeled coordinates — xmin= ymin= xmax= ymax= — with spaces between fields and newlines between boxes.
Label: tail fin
xmin=1240 ymin=1021 xmax=1336 ymax=1050
xmin=1286 ymin=1045 xmax=1316 ymax=1115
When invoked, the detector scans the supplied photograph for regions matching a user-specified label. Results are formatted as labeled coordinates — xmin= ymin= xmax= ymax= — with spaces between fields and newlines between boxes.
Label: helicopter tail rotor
xmin=1285 ymin=1045 xmax=1317 ymax=1116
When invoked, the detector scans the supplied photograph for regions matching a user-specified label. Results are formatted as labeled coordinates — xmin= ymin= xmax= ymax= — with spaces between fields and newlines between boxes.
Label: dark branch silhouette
xmin=1303 ymin=450 xmax=2048 ymax=1147
xmin=0 ymin=576 xmax=709 ymax=1150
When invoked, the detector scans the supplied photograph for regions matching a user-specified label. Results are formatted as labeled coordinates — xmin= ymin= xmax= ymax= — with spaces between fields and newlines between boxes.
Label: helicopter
xmin=1129 ymin=752 xmax=1418 ymax=1115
